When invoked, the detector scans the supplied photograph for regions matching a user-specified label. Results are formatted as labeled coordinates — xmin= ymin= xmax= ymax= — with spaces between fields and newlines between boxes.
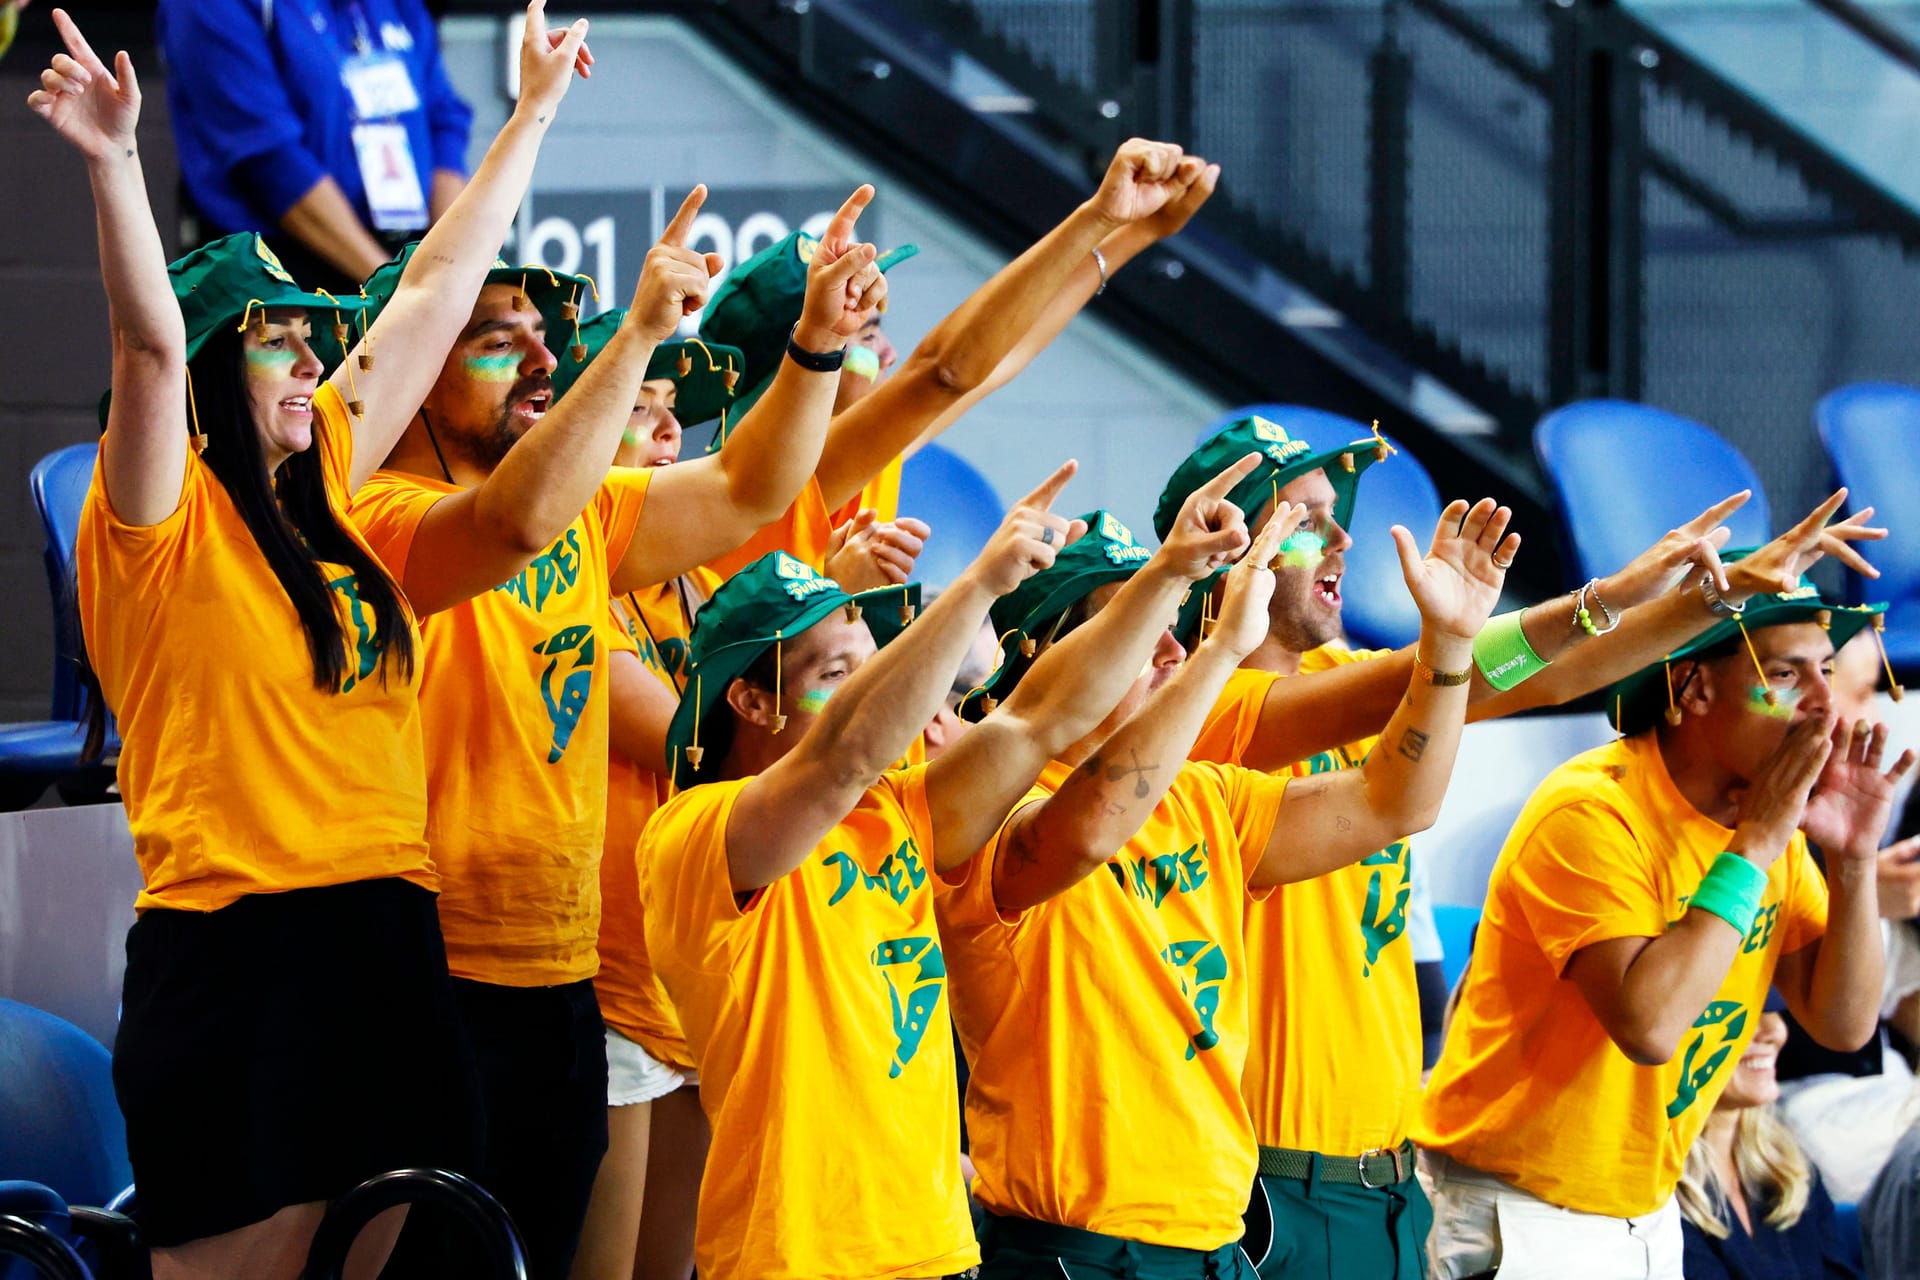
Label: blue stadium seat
xmin=0 ymin=1001 xmax=132 ymax=1211
xmin=1831 ymin=1199 xmax=1865 ymax=1274
xmin=1432 ymin=904 xmax=1482 ymax=993
xmin=896 ymin=444 xmax=1006 ymax=590
xmin=1535 ymin=401 xmax=1772 ymax=586
xmin=1199 ymin=405 xmax=1442 ymax=650
xmin=1815 ymin=383 xmax=1920 ymax=670
xmin=0 ymin=446 xmax=117 ymax=810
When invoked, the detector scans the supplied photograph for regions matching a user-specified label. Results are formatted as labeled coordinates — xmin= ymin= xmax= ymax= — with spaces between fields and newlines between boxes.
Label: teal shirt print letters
xmin=495 ymin=529 xmax=596 ymax=764
xmin=819 ymin=838 xmax=946 ymax=1078
xmin=1667 ymin=999 xmax=1749 ymax=1119
xmin=326 ymin=572 xmax=382 ymax=693
xmin=1303 ymin=746 xmax=1410 ymax=974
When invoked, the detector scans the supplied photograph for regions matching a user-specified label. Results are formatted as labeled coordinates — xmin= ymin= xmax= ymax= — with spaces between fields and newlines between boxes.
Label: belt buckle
xmin=1357 ymin=1145 xmax=1401 ymax=1189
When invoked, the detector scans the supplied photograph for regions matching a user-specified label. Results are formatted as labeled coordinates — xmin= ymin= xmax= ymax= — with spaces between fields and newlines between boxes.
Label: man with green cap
xmin=698 ymin=136 xmax=1218 ymax=576
xmin=1151 ymin=414 xmax=1892 ymax=1280
xmin=933 ymin=473 xmax=1516 ymax=1278
xmin=347 ymin=181 xmax=885 ymax=1276
xmin=1417 ymin=560 xmax=1909 ymax=1278
xmin=640 ymin=453 xmax=1264 ymax=1279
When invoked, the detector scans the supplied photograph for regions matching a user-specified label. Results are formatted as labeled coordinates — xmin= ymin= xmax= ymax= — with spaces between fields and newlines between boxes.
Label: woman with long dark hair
xmin=28 ymin=5 xmax=593 ymax=1276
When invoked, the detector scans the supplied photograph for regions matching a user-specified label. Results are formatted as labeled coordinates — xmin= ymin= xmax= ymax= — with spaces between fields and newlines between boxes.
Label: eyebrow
xmin=463 ymin=317 xmax=547 ymax=340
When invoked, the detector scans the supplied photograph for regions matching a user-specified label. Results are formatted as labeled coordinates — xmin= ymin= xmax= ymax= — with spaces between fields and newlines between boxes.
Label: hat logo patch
xmin=1265 ymin=439 xmax=1311 ymax=465
xmin=1251 ymin=417 xmax=1291 ymax=444
xmin=1105 ymin=543 xmax=1152 ymax=567
xmin=795 ymin=234 xmax=819 ymax=265
xmin=1100 ymin=512 xmax=1136 ymax=545
xmin=253 ymin=236 xmax=296 ymax=284
xmin=774 ymin=552 xmax=817 ymax=581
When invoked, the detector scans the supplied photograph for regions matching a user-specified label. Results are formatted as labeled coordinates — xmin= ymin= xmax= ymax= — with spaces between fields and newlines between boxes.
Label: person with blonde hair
xmin=1678 ymin=992 xmax=1861 ymax=1279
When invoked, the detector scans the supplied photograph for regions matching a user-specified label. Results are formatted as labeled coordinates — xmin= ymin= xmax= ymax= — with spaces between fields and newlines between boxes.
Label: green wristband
xmin=1689 ymin=851 xmax=1769 ymax=935
xmin=1472 ymin=610 xmax=1549 ymax=691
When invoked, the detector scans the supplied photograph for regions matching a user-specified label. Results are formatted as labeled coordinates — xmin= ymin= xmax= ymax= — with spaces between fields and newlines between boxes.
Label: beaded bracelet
xmin=1574 ymin=578 xmax=1621 ymax=637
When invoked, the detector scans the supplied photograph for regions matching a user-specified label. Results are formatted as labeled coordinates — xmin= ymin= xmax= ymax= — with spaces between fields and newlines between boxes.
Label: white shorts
xmin=1421 ymin=1150 xmax=1682 ymax=1280
xmin=604 ymin=1024 xmax=694 ymax=1107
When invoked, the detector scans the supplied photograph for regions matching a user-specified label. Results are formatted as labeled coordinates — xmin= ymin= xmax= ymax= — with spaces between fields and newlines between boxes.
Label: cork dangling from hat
xmin=1737 ymin=620 xmax=1777 ymax=706
xmin=1370 ymin=418 xmax=1397 ymax=464
xmin=683 ymin=673 xmax=706 ymax=772
xmin=1663 ymin=658 xmax=1683 ymax=727
xmin=358 ymin=297 xmax=376 ymax=371
xmin=1871 ymin=615 xmax=1906 ymax=703
xmin=770 ymin=631 xmax=789 ymax=735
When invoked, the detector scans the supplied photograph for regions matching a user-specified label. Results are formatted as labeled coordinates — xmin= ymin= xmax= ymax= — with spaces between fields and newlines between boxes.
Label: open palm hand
xmin=1395 ymin=498 xmax=1519 ymax=641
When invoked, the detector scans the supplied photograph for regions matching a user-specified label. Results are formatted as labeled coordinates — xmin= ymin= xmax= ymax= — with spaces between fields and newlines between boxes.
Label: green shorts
xmin=1241 ymin=1148 xmax=1433 ymax=1280
xmin=978 ymin=1212 xmax=1257 ymax=1279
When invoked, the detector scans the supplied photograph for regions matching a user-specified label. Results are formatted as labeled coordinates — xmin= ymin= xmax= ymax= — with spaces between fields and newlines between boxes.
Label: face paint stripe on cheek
xmin=246 ymin=349 xmax=300 ymax=371
xmin=844 ymin=345 xmax=881 ymax=380
xmin=796 ymin=687 xmax=834 ymax=713
xmin=465 ymin=354 xmax=523 ymax=382
xmin=1747 ymin=685 xmax=1800 ymax=720
xmin=1276 ymin=528 xmax=1328 ymax=570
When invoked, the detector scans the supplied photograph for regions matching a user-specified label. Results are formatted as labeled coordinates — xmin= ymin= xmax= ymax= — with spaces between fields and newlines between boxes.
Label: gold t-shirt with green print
xmin=1416 ymin=732 xmax=1828 ymax=1217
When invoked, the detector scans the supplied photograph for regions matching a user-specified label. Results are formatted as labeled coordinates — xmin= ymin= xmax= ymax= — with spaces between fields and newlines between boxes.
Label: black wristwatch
xmin=785 ymin=325 xmax=847 ymax=373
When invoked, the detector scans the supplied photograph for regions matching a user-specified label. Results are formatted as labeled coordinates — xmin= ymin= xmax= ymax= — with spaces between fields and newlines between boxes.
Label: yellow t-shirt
xmin=1192 ymin=646 xmax=1426 ymax=1155
xmin=596 ymin=597 xmax=693 ymax=1068
xmin=705 ymin=475 xmax=840 ymax=582
xmin=350 ymin=466 xmax=650 ymax=985
xmin=1415 ymin=733 xmax=1830 ymax=1217
xmin=848 ymin=455 xmax=904 ymax=526
xmin=641 ymin=768 xmax=977 ymax=1280
xmin=78 ymin=383 xmax=434 ymax=912
xmin=938 ymin=760 xmax=1287 ymax=1250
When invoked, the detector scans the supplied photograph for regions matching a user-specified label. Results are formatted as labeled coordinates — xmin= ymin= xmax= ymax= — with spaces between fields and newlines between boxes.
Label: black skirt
xmin=113 ymin=877 xmax=482 ymax=1247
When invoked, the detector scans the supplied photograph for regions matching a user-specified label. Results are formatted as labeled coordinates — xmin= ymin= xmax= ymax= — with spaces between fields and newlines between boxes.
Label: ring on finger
xmin=1041 ymin=527 xmax=1056 ymax=547
xmin=1492 ymin=554 xmax=1514 ymax=570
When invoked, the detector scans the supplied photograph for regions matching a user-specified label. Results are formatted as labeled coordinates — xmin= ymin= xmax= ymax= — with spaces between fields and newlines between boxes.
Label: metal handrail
xmin=0 ymin=1215 xmax=91 ymax=1280
xmin=1804 ymin=0 xmax=1920 ymax=78
xmin=302 ymin=1169 xmax=528 ymax=1280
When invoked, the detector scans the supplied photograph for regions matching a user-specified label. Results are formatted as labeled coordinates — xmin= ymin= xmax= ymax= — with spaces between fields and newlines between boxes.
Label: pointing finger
xmin=822 ymin=184 xmax=875 ymax=252
xmin=51 ymin=10 xmax=106 ymax=76
xmin=1682 ymin=490 xmax=1752 ymax=536
xmin=660 ymin=185 xmax=707 ymax=248
xmin=1195 ymin=453 xmax=1263 ymax=504
xmin=1017 ymin=459 xmax=1078 ymax=514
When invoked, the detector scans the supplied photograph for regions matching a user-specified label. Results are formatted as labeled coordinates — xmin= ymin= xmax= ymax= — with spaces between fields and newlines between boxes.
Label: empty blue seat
xmin=1432 ymin=904 xmax=1482 ymax=994
xmin=0 ymin=1001 xmax=132 ymax=1212
xmin=1815 ymin=383 xmax=1920 ymax=670
xmin=1535 ymin=402 xmax=1772 ymax=586
xmin=896 ymin=444 xmax=1007 ymax=590
xmin=1198 ymin=405 xmax=1443 ymax=650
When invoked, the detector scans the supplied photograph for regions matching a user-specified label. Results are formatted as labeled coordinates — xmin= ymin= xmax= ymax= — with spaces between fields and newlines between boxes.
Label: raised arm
xmin=1776 ymin=719 xmax=1912 ymax=1050
xmin=982 ymin=488 xmax=1303 ymax=910
xmin=813 ymin=139 xmax=1206 ymax=510
xmin=723 ymin=462 xmax=1078 ymax=894
xmin=902 ymin=162 xmax=1222 ymax=458
xmin=332 ymin=0 xmax=592 ymax=489
xmin=608 ymin=648 xmax=678 ymax=772
xmin=383 ymin=188 xmax=721 ymax=616
xmin=927 ymin=454 xmax=1269 ymax=881
xmin=1566 ymin=714 xmax=1835 ymax=1065
xmin=31 ymin=10 xmax=186 ymax=526
xmin=612 ymin=187 xmax=885 ymax=592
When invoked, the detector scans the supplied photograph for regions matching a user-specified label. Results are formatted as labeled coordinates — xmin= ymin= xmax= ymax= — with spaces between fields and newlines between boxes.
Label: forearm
xmin=473 ymin=323 xmax=655 ymax=547
xmin=811 ymin=573 xmax=999 ymax=779
xmin=1356 ymin=629 xmax=1476 ymax=834
xmin=1244 ymin=651 xmax=1415 ymax=772
xmin=279 ymin=176 xmax=390 ymax=281
xmin=1801 ymin=860 xmax=1887 ymax=1050
xmin=393 ymin=108 xmax=547 ymax=299
xmin=1609 ymin=913 xmax=1751 ymax=1063
xmin=1006 ymin=562 xmax=1192 ymax=756
xmin=1474 ymin=578 xmax=1722 ymax=717
xmin=428 ymin=168 xmax=466 ymax=225
xmin=717 ymin=322 xmax=843 ymax=524
xmin=88 ymin=149 xmax=183 ymax=356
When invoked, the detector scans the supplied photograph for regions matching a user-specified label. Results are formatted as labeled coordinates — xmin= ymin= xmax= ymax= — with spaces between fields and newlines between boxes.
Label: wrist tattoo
xmin=1398 ymin=728 xmax=1430 ymax=763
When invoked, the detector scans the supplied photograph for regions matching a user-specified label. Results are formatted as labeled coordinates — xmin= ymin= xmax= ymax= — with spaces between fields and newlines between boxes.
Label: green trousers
xmin=978 ymin=1213 xmax=1257 ymax=1279
xmin=1241 ymin=1162 xmax=1433 ymax=1280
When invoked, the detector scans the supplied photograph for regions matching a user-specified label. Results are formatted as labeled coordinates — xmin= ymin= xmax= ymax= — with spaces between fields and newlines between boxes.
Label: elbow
xmin=1615 ymin=1033 xmax=1679 ymax=1068
xmin=479 ymin=505 xmax=556 ymax=560
xmin=899 ymin=347 xmax=977 ymax=401
xmin=1808 ymin=1010 xmax=1879 ymax=1054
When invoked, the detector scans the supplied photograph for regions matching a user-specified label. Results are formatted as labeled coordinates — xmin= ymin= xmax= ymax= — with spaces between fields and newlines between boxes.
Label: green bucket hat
xmin=1153 ymin=413 xmax=1391 ymax=545
xmin=698 ymin=230 xmax=918 ymax=425
xmin=1608 ymin=548 xmax=1888 ymax=735
xmin=666 ymin=550 xmax=922 ymax=788
xmin=98 ymin=232 xmax=342 ymax=430
xmin=543 ymin=307 xmax=745 ymax=429
xmin=956 ymin=510 xmax=1175 ymax=721
xmin=307 ymin=241 xmax=596 ymax=373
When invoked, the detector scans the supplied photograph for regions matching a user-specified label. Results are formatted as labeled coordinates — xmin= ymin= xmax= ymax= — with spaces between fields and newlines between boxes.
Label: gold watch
xmin=1414 ymin=652 xmax=1472 ymax=687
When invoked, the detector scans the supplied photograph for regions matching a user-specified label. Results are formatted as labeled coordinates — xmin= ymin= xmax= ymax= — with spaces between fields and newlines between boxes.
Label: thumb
xmin=1390 ymin=525 xmax=1422 ymax=586
xmin=848 ymin=507 xmax=878 ymax=536
xmin=116 ymin=49 xmax=138 ymax=101
xmin=814 ymin=241 xmax=877 ymax=288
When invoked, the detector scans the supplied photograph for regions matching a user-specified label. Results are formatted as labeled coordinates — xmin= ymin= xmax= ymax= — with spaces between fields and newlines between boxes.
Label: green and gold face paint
xmin=1273 ymin=527 xmax=1327 ymax=571
xmin=844 ymin=345 xmax=882 ymax=380
xmin=465 ymin=353 xmax=523 ymax=383
xmin=795 ymin=686 xmax=834 ymax=714
xmin=1746 ymin=684 xmax=1800 ymax=720
xmin=244 ymin=348 xmax=300 ymax=373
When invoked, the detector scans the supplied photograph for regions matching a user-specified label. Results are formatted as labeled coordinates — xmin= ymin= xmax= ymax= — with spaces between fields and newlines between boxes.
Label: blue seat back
xmin=896 ymin=444 xmax=1006 ymax=591
xmin=29 ymin=447 xmax=97 ymax=723
xmin=1200 ymin=405 xmax=1442 ymax=650
xmin=0 ymin=1001 xmax=131 ymax=1208
xmin=1432 ymin=904 xmax=1482 ymax=993
xmin=1816 ymin=383 xmax=1920 ymax=613
xmin=1535 ymin=401 xmax=1771 ymax=585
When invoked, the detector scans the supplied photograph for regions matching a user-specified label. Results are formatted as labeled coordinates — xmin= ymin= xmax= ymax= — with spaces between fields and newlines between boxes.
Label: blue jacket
xmin=159 ymin=0 xmax=473 ymax=235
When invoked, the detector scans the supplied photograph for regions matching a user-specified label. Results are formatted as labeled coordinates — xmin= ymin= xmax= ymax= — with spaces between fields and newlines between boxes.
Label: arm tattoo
xmin=1335 ymin=815 xmax=1353 ymax=832
xmin=1398 ymin=728 xmax=1430 ymax=763
xmin=1004 ymin=818 xmax=1043 ymax=874
xmin=1105 ymin=748 xmax=1156 ymax=799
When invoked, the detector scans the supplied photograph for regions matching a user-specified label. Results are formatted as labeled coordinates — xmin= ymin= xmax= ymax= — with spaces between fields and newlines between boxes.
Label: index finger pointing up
xmin=659 ymin=185 xmax=707 ymax=248
xmin=822 ymin=185 xmax=875 ymax=252
xmin=1018 ymin=459 xmax=1079 ymax=514
xmin=51 ymin=10 xmax=107 ymax=76
xmin=1196 ymin=453 xmax=1263 ymax=503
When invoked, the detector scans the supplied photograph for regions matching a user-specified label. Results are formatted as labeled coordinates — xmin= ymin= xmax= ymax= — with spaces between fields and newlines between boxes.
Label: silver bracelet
xmin=1092 ymin=247 xmax=1109 ymax=296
